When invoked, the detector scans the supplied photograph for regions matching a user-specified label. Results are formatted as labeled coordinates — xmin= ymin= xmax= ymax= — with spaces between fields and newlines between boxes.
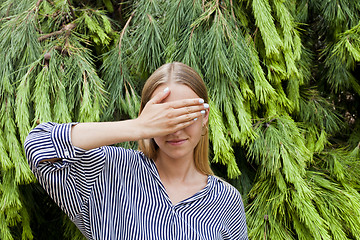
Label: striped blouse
xmin=24 ymin=122 xmax=248 ymax=240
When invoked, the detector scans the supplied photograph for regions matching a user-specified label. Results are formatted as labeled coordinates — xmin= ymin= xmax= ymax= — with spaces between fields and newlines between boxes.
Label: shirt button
xmin=64 ymin=149 xmax=69 ymax=157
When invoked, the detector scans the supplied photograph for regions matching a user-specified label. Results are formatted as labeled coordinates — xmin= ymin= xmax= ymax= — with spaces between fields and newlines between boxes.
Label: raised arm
xmin=70 ymin=120 xmax=141 ymax=151
xmin=71 ymin=87 xmax=207 ymax=150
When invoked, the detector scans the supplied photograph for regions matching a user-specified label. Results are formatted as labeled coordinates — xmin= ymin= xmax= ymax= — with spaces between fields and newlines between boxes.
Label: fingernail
xmin=201 ymin=110 xmax=205 ymax=114
xmin=204 ymin=103 xmax=209 ymax=109
xmin=199 ymin=99 xmax=204 ymax=104
xmin=163 ymin=87 xmax=169 ymax=93
xmin=194 ymin=118 xmax=198 ymax=121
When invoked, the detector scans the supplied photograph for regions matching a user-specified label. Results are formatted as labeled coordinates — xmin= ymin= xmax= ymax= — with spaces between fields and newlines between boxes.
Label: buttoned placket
xmin=171 ymin=206 xmax=177 ymax=240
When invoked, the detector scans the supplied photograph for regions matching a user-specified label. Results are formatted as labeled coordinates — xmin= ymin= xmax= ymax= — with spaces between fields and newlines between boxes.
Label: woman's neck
xmin=154 ymin=150 xmax=208 ymax=205
xmin=155 ymin=151 xmax=199 ymax=184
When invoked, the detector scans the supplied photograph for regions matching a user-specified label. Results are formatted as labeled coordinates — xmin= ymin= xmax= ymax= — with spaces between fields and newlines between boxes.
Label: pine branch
xmin=246 ymin=117 xmax=334 ymax=239
xmin=38 ymin=22 xmax=76 ymax=41
xmin=32 ymin=66 xmax=52 ymax=124
xmin=118 ymin=11 xmax=134 ymax=53
xmin=131 ymin=6 xmax=165 ymax=73
xmin=5 ymin=2 xmax=13 ymax=17
xmin=1 ymin=98 xmax=34 ymax=184
xmin=15 ymin=62 xmax=38 ymax=144
xmin=49 ymin=51 xmax=71 ymax=123
xmin=252 ymin=0 xmax=283 ymax=56
xmin=35 ymin=0 xmax=43 ymax=9
xmin=0 ymin=128 xmax=13 ymax=170
xmin=209 ymin=102 xmax=241 ymax=178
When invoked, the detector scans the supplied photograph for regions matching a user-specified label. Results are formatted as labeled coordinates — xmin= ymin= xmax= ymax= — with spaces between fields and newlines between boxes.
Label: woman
xmin=25 ymin=62 xmax=248 ymax=239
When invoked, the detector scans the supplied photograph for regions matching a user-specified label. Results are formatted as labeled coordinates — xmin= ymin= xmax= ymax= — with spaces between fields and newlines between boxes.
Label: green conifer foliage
xmin=0 ymin=0 xmax=359 ymax=239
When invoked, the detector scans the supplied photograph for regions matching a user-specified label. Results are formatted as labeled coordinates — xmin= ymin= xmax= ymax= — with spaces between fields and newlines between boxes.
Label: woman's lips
xmin=166 ymin=139 xmax=187 ymax=146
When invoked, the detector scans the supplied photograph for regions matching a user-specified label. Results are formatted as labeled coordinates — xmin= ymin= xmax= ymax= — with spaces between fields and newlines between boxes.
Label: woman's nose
xmin=170 ymin=130 xmax=182 ymax=136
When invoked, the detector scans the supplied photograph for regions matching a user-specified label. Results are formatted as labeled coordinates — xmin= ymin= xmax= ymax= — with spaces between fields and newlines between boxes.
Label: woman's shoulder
xmin=209 ymin=176 xmax=247 ymax=224
xmin=211 ymin=176 xmax=243 ymax=203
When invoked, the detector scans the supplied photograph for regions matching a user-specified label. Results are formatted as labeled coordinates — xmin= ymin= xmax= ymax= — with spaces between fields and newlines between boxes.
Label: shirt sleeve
xmin=24 ymin=122 xmax=106 ymax=220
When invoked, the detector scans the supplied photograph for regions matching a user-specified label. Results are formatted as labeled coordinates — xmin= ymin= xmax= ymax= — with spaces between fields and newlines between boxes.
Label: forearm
xmin=71 ymin=119 xmax=143 ymax=150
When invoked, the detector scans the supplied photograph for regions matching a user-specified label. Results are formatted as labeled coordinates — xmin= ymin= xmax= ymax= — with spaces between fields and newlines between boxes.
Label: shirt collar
xmin=139 ymin=151 xmax=216 ymax=206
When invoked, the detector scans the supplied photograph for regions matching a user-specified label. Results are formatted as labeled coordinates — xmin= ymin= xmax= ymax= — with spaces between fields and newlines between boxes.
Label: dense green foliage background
xmin=0 ymin=0 xmax=360 ymax=239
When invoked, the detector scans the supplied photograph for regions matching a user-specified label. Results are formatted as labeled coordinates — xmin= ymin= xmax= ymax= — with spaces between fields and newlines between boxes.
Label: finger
xmin=167 ymin=98 xmax=205 ymax=109
xmin=171 ymin=111 xmax=204 ymax=126
xmin=149 ymin=87 xmax=171 ymax=104
xmin=171 ymin=113 xmax=203 ymax=131
xmin=171 ymin=103 xmax=209 ymax=117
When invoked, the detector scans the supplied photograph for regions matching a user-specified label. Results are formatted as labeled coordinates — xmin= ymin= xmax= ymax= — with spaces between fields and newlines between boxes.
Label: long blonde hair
xmin=138 ymin=62 xmax=213 ymax=176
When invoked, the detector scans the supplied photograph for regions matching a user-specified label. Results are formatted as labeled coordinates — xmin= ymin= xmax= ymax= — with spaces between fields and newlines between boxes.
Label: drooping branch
xmin=38 ymin=22 xmax=76 ymax=41
xmin=5 ymin=2 xmax=13 ymax=17
xmin=38 ymin=29 xmax=64 ymax=41
xmin=118 ymin=11 xmax=135 ymax=53
xmin=36 ymin=0 xmax=43 ymax=8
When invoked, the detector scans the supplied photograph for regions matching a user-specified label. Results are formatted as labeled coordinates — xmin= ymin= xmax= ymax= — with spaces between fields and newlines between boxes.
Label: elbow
xmin=23 ymin=122 xmax=58 ymax=168
xmin=24 ymin=131 xmax=41 ymax=168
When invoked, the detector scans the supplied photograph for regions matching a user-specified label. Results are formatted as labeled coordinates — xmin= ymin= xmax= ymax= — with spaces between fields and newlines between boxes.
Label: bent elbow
xmin=24 ymin=122 xmax=58 ymax=168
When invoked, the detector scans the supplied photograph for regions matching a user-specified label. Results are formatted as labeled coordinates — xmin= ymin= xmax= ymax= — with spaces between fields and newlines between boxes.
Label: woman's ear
xmin=202 ymin=108 xmax=209 ymax=126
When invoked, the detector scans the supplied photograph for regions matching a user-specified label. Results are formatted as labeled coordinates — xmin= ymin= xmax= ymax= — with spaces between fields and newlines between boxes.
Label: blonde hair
xmin=138 ymin=62 xmax=213 ymax=176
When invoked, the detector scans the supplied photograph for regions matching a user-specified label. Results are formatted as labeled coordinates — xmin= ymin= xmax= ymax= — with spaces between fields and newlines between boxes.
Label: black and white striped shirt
xmin=24 ymin=122 xmax=248 ymax=239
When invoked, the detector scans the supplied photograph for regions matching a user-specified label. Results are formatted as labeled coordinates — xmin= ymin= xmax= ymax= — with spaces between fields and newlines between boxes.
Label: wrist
xmin=129 ymin=118 xmax=147 ymax=141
